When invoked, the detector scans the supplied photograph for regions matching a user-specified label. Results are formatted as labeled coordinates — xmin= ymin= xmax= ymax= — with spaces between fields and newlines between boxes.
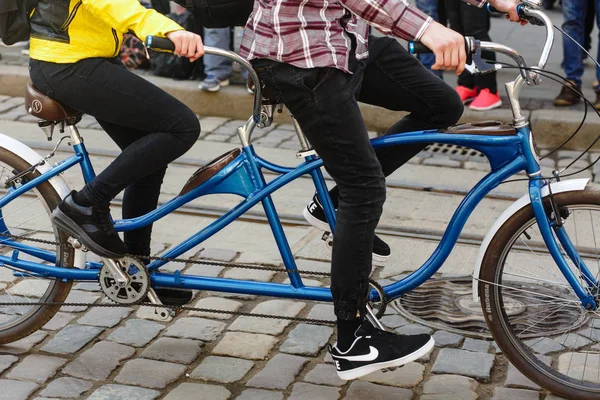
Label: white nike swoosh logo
xmin=334 ymin=346 xmax=379 ymax=362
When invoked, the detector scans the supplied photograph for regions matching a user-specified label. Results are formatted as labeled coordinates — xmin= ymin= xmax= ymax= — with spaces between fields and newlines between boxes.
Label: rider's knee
xmin=443 ymin=89 xmax=464 ymax=126
xmin=177 ymin=108 xmax=201 ymax=147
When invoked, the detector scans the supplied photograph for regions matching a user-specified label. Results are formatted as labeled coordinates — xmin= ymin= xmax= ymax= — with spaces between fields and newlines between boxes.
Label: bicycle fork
xmin=529 ymin=179 xmax=598 ymax=310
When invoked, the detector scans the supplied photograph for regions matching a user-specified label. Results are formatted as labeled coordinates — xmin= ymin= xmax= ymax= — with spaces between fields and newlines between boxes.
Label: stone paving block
xmin=422 ymin=374 xmax=479 ymax=399
xmin=228 ymin=300 xmax=306 ymax=335
xmin=41 ymin=325 xmax=103 ymax=354
xmin=306 ymin=304 xmax=336 ymax=322
xmin=164 ymin=383 xmax=231 ymax=400
xmin=574 ymin=327 xmax=600 ymax=341
xmin=432 ymin=331 xmax=464 ymax=347
xmin=7 ymin=354 xmax=66 ymax=383
xmin=545 ymin=396 xmax=568 ymax=400
xmin=557 ymin=352 xmax=600 ymax=381
xmin=559 ymin=333 xmax=592 ymax=350
xmin=344 ymin=381 xmax=413 ymax=400
xmin=189 ymin=297 xmax=242 ymax=320
xmin=0 ymin=355 xmax=18 ymax=373
xmin=0 ymin=97 xmax=24 ymax=113
xmin=184 ymin=263 xmax=225 ymax=278
xmin=359 ymin=362 xmax=425 ymax=387
xmin=107 ymin=319 xmax=165 ymax=347
xmin=212 ymin=332 xmax=278 ymax=360
xmin=59 ymin=290 xmax=101 ymax=312
xmin=280 ymin=324 xmax=333 ymax=356
xmin=492 ymin=387 xmax=540 ymax=400
xmin=77 ymin=306 xmax=133 ymax=327
xmin=39 ymin=377 xmax=93 ymax=398
xmin=288 ymin=382 xmax=340 ymax=400
xmin=0 ymin=379 xmax=38 ymax=400
xmin=198 ymin=116 xmax=229 ymax=133
xmin=165 ymin=317 xmax=227 ymax=341
xmin=524 ymin=337 xmax=565 ymax=355
xmin=42 ymin=312 xmax=76 ymax=331
xmin=380 ymin=315 xmax=409 ymax=329
xmin=199 ymin=248 xmax=237 ymax=261
xmin=87 ymin=384 xmax=160 ymax=400
xmin=395 ymin=324 xmax=434 ymax=336
xmin=0 ymin=331 xmax=47 ymax=354
xmin=63 ymin=341 xmax=135 ymax=381
xmin=422 ymin=157 xmax=461 ymax=168
xmin=431 ymin=348 xmax=495 ymax=381
xmin=461 ymin=338 xmax=491 ymax=353
xmin=247 ymin=354 xmax=308 ymax=390
xmin=304 ymin=364 xmax=346 ymax=387
xmin=190 ymin=355 xmax=254 ymax=383
xmin=236 ymin=389 xmax=284 ymax=400
xmin=115 ymin=359 xmax=187 ymax=389
xmin=73 ymin=282 xmax=101 ymax=291
xmin=222 ymin=267 xmax=275 ymax=282
xmin=504 ymin=354 xmax=549 ymax=390
xmin=296 ymin=259 xmax=330 ymax=274
xmin=141 ymin=337 xmax=203 ymax=364
xmin=6 ymin=280 xmax=49 ymax=297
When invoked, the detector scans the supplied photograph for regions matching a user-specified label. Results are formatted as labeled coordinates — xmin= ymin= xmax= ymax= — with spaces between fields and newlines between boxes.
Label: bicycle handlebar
xmin=145 ymin=36 xmax=263 ymax=124
xmin=408 ymin=3 xmax=553 ymax=79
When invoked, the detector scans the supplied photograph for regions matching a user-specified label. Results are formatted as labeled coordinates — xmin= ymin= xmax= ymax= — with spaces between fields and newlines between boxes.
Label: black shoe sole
xmin=52 ymin=207 xmax=124 ymax=259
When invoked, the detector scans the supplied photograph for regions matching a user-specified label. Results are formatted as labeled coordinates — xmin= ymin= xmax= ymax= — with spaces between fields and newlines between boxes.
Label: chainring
xmin=99 ymin=256 xmax=150 ymax=305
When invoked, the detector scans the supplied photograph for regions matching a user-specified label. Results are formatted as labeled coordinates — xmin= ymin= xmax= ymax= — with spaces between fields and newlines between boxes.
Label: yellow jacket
xmin=29 ymin=0 xmax=183 ymax=63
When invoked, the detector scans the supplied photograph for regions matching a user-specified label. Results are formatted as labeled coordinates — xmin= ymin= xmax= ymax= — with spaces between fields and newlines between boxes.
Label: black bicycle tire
xmin=0 ymin=147 xmax=73 ymax=345
xmin=479 ymin=188 xmax=600 ymax=399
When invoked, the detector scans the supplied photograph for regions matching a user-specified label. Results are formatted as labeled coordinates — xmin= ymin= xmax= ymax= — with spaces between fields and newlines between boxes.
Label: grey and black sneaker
xmin=303 ymin=193 xmax=391 ymax=262
xmin=52 ymin=191 xmax=128 ymax=259
xmin=329 ymin=320 xmax=434 ymax=380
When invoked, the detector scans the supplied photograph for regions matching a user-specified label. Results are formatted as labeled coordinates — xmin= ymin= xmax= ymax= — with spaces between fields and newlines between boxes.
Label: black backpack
xmin=0 ymin=0 xmax=39 ymax=45
xmin=173 ymin=0 xmax=254 ymax=29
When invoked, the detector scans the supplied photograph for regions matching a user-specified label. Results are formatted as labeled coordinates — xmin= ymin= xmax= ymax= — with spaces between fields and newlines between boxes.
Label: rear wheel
xmin=0 ymin=147 xmax=73 ymax=344
xmin=479 ymin=189 xmax=600 ymax=399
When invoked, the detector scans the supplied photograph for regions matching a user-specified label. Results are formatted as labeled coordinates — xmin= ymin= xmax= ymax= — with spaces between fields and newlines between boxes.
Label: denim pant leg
xmin=203 ymin=28 xmax=233 ymax=80
xmin=562 ymin=0 xmax=587 ymax=86
xmin=252 ymin=59 xmax=385 ymax=320
xmin=596 ymin=0 xmax=600 ymax=82
xmin=415 ymin=0 xmax=443 ymax=78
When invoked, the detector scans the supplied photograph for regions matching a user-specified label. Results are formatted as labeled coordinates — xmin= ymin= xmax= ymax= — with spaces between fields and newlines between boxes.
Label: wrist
xmin=415 ymin=16 xmax=433 ymax=42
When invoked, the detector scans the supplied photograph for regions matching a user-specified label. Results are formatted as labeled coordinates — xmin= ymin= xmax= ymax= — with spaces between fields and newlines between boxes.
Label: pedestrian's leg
xmin=200 ymin=27 xmax=233 ymax=90
xmin=445 ymin=0 xmax=477 ymax=101
xmin=415 ymin=0 xmax=443 ymax=79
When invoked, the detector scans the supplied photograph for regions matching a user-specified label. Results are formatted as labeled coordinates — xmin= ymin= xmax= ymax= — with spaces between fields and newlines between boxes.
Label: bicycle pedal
xmin=321 ymin=232 xmax=333 ymax=248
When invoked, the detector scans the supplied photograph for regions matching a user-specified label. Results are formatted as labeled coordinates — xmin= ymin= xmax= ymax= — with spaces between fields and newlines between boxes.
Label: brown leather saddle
xmin=442 ymin=120 xmax=516 ymax=136
xmin=24 ymin=81 xmax=82 ymax=124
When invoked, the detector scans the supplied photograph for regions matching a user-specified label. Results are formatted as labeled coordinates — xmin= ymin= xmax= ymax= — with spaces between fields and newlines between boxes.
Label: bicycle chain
xmin=0 ymin=231 xmax=388 ymax=326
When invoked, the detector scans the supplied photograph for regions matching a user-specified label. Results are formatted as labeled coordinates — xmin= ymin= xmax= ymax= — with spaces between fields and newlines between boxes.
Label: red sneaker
xmin=456 ymin=85 xmax=478 ymax=104
xmin=469 ymin=89 xmax=502 ymax=111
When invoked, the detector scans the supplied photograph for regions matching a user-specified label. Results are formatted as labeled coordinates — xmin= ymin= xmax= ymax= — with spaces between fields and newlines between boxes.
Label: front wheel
xmin=479 ymin=188 xmax=600 ymax=399
xmin=0 ymin=147 xmax=73 ymax=344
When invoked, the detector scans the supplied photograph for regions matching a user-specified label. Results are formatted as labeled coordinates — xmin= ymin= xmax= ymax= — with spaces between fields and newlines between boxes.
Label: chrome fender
xmin=472 ymin=178 xmax=590 ymax=301
xmin=0 ymin=133 xmax=86 ymax=268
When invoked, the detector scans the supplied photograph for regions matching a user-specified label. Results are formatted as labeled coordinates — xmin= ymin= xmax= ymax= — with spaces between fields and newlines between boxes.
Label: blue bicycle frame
xmin=0 ymin=121 xmax=597 ymax=310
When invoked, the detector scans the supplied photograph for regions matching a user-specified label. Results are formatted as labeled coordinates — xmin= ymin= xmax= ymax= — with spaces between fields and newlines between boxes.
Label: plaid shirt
xmin=240 ymin=0 xmax=482 ymax=73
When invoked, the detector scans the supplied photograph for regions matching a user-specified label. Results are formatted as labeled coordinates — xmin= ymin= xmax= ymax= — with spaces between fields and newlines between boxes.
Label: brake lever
xmin=465 ymin=40 xmax=500 ymax=75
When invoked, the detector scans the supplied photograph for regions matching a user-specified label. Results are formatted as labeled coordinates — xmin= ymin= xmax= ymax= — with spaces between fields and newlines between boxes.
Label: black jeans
xmin=252 ymin=36 xmax=463 ymax=320
xmin=445 ymin=0 xmax=498 ymax=93
xmin=29 ymin=57 xmax=200 ymax=257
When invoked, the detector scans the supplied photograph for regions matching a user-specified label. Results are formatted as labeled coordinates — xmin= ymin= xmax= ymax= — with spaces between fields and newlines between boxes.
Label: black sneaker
xmin=302 ymin=194 xmax=391 ymax=262
xmin=52 ymin=191 xmax=128 ymax=259
xmin=329 ymin=320 xmax=434 ymax=380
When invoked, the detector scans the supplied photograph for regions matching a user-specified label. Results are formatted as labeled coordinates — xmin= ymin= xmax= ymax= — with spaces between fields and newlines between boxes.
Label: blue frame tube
xmin=0 ymin=155 xmax=82 ymax=209
xmin=554 ymin=227 xmax=597 ymax=286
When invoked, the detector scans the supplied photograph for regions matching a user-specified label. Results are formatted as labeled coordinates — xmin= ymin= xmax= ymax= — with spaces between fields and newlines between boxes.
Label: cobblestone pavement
xmin=0 ymin=96 xmax=590 ymax=400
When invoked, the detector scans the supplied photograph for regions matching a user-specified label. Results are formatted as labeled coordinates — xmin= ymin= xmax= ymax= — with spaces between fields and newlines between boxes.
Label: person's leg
xmin=93 ymin=119 xmax=168 ymax=259
xmin=326 ymin=37 xmax=463 ymax=203
xmin=30 ymin=57 xmax=199 ymax=257
xmin=585 ymin=0 xmax=595 ymax=55
xmin=555 ymin=0 xmax=586 ymax=106
xmin=445 ymin=0 xmax=477 ymax=102
xmin=200 ymin=27 xmax=233 ymax=91
xmin=562 ymin=0 xmax=586 ymax=87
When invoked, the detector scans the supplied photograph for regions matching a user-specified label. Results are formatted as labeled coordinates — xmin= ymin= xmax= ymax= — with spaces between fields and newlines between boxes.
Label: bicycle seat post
xmin=291 ymin=116 xmax=317 ymax=158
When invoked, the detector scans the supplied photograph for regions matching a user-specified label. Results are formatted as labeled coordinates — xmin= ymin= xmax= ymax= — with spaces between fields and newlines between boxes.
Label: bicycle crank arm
xmin=103 ymin=258 xmax=130 ymax=287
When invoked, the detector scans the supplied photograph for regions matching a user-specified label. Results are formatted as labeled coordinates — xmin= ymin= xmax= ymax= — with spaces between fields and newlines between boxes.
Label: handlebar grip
xmin=145 ymin=36 xmax=176 ymax=52
xmin=408 ymin=42 xmax=432 ymax=54
xmin=487 ymin=3 xmax=544 ymax=26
